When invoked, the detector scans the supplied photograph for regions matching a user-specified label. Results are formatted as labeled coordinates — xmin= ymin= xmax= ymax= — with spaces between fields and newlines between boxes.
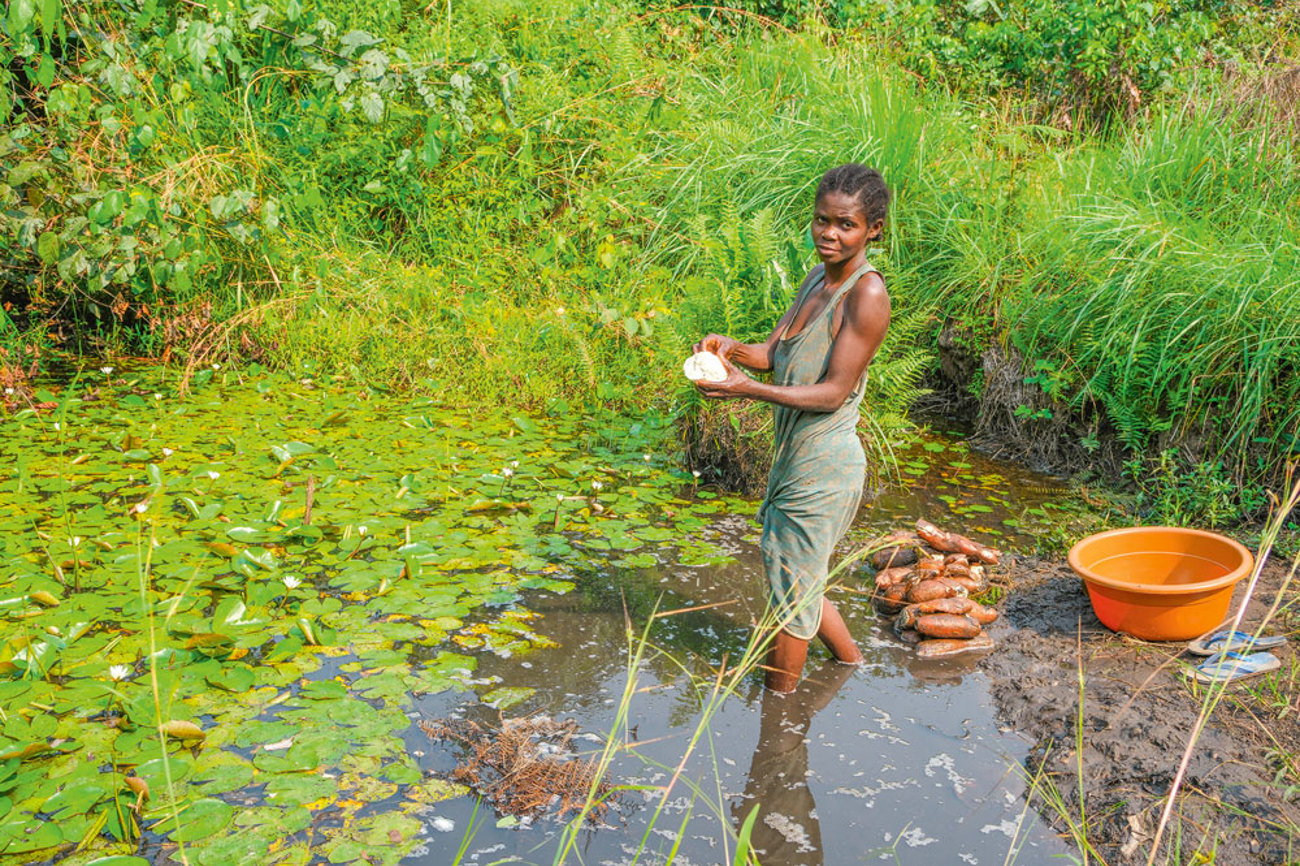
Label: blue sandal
xmin=1191 ymin=650 xmax=1281 ymax=684
xmin=1187 ymin=630 xmax=1286 ymax=656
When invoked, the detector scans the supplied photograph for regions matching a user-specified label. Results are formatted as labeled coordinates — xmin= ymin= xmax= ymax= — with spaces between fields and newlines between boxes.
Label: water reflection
xmin=733 ymin=659 xmax=857 ymax=866
xmin=905 ymin=651 xmax=989 ymax=686
xmin=406 ymin=428 xmax=1085 ymax=865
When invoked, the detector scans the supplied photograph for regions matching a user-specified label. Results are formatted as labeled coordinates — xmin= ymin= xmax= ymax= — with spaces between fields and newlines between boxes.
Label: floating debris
xmin=421 ymin=715 xmax=617 ymax=821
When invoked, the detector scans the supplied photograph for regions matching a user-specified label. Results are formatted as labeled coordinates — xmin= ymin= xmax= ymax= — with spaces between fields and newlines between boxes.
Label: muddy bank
xmin=927 ymin=326 xmax=1127 ymax=478
xmin=985 ymin=556 xmax=1300 ymax=864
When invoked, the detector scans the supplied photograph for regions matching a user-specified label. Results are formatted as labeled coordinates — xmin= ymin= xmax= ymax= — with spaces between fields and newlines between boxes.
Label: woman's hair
xmin=815 ymin=163 xmax=890 ymax=225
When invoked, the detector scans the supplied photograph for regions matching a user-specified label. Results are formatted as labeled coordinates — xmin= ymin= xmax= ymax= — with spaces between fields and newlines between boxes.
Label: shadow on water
xmin=406 ymin=488 xmax=1078 ymax=865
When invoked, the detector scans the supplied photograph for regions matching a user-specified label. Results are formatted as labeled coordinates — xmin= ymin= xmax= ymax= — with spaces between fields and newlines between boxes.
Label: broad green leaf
xmin=163 ymin=797 xmax=232 ymax=842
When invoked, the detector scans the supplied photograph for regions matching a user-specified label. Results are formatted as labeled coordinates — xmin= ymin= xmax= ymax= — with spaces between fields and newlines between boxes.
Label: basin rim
xmin=1068 ymin=526 xmax=1254 ymax=595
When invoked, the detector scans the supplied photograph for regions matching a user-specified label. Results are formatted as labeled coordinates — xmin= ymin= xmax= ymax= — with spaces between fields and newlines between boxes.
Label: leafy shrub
xmin=654 ymin=0 xmax=1293 ymax=117
xmin=1124 ymin=449 xmax=1269 ymax=527
xmin=1 ymin=0 xmax=515 ymax=354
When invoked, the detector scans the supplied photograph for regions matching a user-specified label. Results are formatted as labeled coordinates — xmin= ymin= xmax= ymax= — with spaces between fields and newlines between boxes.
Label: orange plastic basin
xmin=1068 ymin=527 xmax=1254 ymax=641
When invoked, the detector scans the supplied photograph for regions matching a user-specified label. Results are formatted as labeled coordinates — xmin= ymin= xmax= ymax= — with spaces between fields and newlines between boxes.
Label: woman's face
xmin=810 ymin=191 xmax=882 ymax=265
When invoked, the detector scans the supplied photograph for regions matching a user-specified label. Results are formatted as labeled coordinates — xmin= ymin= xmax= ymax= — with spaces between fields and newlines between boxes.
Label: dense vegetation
xmin=700 ymin=0 xmax=1287 ymax=117
xmin=3 ymin=0 xmax=1299 ymax=519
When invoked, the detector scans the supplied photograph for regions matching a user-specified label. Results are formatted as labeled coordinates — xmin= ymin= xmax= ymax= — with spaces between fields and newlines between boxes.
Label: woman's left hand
xmin=694 ymin=354 xmax=753 ymax=400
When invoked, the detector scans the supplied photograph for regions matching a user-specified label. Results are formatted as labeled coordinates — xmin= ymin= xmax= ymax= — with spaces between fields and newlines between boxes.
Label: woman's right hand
xmin=693 ymin=334 xmax=741 ymax=359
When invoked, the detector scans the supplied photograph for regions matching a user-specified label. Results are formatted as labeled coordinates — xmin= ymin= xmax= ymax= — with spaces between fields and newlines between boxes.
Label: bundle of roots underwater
xmin=421 ymin=715 xmax=618 ymax=821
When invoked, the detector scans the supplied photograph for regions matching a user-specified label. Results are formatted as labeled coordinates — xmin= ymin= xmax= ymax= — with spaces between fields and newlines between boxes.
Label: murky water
xmin=860 ymin=430 xmax=1077 ymax=551
xmin=0 ymin=367 xmax=1089 ymax=864
xmin=404 ymin=437 xmax=1081 ymax=866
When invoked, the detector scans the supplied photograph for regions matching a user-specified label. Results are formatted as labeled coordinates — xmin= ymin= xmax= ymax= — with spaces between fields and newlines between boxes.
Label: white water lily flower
xmin=692 ymin=470 xmax=701 ymax=479
xmin=502 ymin=466 xmax=514 ymax=478
xmin=556 ymin=493 xmax=564 ymax=502
xmin=100 ymin=366 xmax=113 ymax=375
xmin=591 ymin=480 xmax=603 ymax=491
xmin=510 ymin=460 xmax=519 ymax=468
xmin=153 ymin=393 xmax=162 ymax=400
xmin=282 ymin=576 xmax=302 ymax=590
xmin=207 ymin=471 xmax=221 ymax=481
xmin=109 ymin=664 xmax=132 ymax=681
xmin=162 ymin=447 xmax=174 ymax=457
xmin=358 ymin=525 xmax=368 ymax=536
xmin=71 ymin=536 xmax=82 ymax=547
xmin=133 ymin=501 xmax=149 ymax=514
xmin=643 ymin=454 xmax=651 ymax=462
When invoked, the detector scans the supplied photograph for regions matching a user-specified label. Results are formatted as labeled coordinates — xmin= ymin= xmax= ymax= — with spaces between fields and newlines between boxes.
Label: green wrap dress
xmin=758 ymin=261 xmax=879 ymax=640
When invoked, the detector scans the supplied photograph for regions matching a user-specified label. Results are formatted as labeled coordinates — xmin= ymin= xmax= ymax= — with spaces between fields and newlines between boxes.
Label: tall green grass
xmin=891 ymin=92 xmax=1300 ymax=494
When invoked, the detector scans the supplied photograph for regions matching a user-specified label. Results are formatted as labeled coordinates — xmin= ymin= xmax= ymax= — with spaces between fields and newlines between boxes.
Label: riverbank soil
xmin=984 ymin=556 xmax=1300 ymax=864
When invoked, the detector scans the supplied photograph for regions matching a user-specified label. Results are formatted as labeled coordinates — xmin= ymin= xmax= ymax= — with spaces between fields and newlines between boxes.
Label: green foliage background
xmin=3 ymin=0 xmax=1299 ymax=503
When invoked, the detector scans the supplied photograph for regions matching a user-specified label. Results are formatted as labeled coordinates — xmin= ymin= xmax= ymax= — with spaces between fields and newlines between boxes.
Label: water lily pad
xmin=162 ymin=797 xmax=233 ymax=842
xmin=162 ymin=720 xmax=206 ymax=741
xmin=40 ymin=779 xmax=110 ymax=819
xmin=481 ymin=686 xmax=534 ymax=710
xmin=253 ymin=741 xmax=318 ymax=773
xmin=192 ymin=834 xmax=271 ymax=866
xmin=299 ymin=679 xmax=347 ymax=700
xmin=265 ymin=773 xmax=335 ymax=806
xmin=206 ymin=664 xmax=254 ymax=692
xmin=190 ymin=761 xmax=254 ymax=795
xmin=0 ymin=819 xmax=62 ymax=852
xmin=134 ymin=756 xmax=193 ymax=791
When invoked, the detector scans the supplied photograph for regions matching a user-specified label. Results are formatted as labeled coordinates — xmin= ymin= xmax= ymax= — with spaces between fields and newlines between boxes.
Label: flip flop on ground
xmin=1190 ymin=650 xmax=1281 ymax=684
xmin=1187 ymin=629 xmax=1287 ymax=656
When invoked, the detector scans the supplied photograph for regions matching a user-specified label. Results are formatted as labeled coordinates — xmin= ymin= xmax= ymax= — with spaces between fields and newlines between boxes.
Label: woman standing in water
xmin=694 ymin=164 xmax=891 ymax=692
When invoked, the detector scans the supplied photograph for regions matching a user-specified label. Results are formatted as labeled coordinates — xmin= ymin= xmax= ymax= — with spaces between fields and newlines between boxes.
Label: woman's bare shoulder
xmin=846 ymin=271 xmax=890 ymax=318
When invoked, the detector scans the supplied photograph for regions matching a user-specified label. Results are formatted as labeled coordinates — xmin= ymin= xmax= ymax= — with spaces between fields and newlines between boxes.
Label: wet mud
xmin=986 ymin=556 xmax=1300 ymax=864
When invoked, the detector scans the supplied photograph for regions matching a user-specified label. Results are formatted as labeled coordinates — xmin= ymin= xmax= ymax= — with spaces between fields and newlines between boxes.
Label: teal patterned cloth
xmin=758 ymin=262 xmax=878 ymax=640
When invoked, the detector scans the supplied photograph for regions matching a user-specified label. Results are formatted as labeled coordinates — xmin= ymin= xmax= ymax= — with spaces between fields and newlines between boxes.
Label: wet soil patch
xmin=987 ymin=556 xmax=1300 ymax=864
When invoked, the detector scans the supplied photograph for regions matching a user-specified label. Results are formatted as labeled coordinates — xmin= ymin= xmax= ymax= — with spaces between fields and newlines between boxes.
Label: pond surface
xmin=0 ymin=367 xmax=1085 ymax=865
xmin=408 ymin=514 xmax=1078 ymax=866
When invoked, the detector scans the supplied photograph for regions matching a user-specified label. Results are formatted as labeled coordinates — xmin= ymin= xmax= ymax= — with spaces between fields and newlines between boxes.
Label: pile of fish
xmin=869 ymin=520 xmax=1003 ymax=659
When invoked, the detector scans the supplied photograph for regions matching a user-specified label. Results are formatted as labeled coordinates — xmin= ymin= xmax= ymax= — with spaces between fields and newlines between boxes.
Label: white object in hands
xmin=683 ymin=351 xmax=728 ymax=383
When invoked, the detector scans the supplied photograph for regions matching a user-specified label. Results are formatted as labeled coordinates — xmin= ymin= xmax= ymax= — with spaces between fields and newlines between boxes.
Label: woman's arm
xmin=693 ymin=266 xmax=823 ymax=373
xmin=694 ymin=310 xmax=794 ymax=374
xmin=695 ymin=274 xmax=890 ymax=411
